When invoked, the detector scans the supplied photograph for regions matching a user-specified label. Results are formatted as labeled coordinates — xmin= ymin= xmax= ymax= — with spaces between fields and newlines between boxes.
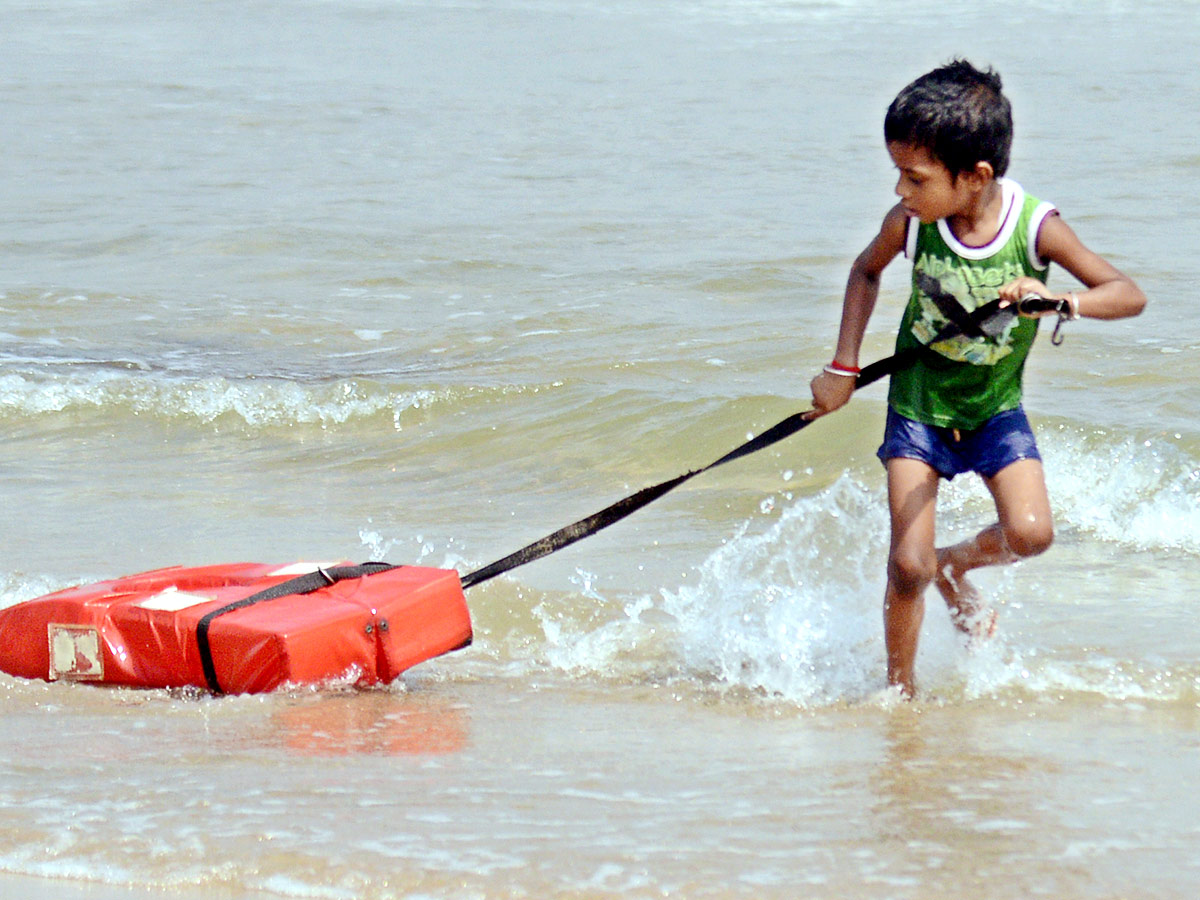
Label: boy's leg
xmin=935 ymin=458 xmax=1054 ymax=633
xmin=884 ymin=457 xmax=941 ymax=696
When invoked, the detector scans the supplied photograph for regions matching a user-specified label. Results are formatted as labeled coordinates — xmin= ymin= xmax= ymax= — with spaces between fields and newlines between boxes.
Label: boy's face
xmin=887 ymin=141 xmax=976 ymax=224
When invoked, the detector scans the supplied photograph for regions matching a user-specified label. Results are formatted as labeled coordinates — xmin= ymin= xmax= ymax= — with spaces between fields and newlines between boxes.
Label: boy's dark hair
xmin=884 ymin=59 xmax=1012 ymax=178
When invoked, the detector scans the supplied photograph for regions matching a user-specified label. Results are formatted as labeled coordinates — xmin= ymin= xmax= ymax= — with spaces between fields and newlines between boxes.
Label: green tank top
xmin=888 ymin=179 xmax=1057 ymax=429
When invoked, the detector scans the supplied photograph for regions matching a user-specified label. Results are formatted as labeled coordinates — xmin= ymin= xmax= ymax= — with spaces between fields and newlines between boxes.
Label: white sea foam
xmin=0 ymin=371 xmax=442 ymax=430
xmin=0 ymin=571 xmax=70 ymax=611
xmin=1040 ymin=426 xmax=1200 ymax=553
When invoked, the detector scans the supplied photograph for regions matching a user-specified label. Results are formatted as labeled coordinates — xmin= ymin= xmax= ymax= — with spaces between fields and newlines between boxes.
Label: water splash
xmin=659 ymin=474 xmax=888 ymax=704
xmin=1040 ymin=425 xmax=1200 ymax=553
xmin=505 ymin=423 xmax=1200 ymax=707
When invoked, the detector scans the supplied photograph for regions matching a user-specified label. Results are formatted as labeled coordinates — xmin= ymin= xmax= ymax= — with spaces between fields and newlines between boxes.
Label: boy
xmin=808 ymin=60 xmax=1145 ymax=697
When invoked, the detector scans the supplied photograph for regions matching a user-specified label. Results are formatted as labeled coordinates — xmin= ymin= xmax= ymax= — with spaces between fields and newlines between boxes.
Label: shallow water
xmin=1 ymin=0 xmax=1198 ymax=897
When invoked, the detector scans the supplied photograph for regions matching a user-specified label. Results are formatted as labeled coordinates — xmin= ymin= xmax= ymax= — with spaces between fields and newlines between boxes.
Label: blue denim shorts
xmin=876 ymin=406 xmax=1041 ymax=480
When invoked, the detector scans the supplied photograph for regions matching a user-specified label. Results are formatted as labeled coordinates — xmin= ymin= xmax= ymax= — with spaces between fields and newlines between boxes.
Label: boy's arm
xmin=999 ymin=214 xmax=1146 ymax=319
xmin=807 ymin=205 xmax=908 ymax=418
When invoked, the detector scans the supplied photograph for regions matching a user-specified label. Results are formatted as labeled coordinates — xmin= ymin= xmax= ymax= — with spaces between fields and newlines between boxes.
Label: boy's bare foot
xmin=934 ymin=548 xmax=997 ymax=641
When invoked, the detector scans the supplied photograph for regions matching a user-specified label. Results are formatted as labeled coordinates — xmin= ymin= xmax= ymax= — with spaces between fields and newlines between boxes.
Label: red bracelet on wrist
xmin=823 ymin=360 xmax=861 ymax=377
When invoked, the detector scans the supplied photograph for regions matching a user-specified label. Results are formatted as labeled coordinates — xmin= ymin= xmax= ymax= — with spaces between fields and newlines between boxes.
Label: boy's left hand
xmin=806 ymin=368 xmax=856 ymax=419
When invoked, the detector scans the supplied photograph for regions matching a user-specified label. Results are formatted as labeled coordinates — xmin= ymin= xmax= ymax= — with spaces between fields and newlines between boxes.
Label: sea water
xmin=1 ymin=1 xmax=1198 ymax=898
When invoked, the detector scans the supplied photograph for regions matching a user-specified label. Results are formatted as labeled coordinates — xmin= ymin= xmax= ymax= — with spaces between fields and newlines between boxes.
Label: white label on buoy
xmin=48 ymin=624 xmax=104 ymax=681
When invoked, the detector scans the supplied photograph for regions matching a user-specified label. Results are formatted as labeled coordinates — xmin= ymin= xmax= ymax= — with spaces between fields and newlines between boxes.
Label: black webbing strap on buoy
xmin=460 ymin=286 xmax=1068 ymax=590
xmin=196 ymin=562 xmax=396 ymax=693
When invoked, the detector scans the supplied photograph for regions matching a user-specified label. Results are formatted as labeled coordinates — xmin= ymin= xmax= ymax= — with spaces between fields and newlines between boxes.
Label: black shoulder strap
xmin=915 ymin=272 xmax=987 ymax=339
xmin=916 ymin=272 xmax=1017 ymax=340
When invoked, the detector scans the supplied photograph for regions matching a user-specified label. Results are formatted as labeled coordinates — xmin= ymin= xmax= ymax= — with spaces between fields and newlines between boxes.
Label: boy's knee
xmin=888 ymin=548 xmax=936 ymax=594
xmin=1005 ymin=519 xmax=1054 ymax=559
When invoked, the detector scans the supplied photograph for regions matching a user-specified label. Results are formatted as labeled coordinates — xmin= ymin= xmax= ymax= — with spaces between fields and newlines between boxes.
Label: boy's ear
xmin=958 ymin=160 xmax=995 ymax=187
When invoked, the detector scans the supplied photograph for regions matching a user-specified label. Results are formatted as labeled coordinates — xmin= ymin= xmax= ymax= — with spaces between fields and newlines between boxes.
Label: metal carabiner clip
xmin=1021 ymin=292 xmax=1070 ymax=346
xmin=1050 ymin=312 xmax=1068 ymax=346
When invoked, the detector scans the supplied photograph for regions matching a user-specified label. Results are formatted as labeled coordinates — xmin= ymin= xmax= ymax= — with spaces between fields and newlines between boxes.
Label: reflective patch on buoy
xmin=48 ymin=624 xmax=104 ymax=681
xmin=138 ymin=587 xmax=214 ymax=612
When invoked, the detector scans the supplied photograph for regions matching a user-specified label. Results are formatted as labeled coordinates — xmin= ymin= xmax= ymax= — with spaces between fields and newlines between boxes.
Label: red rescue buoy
xmin=0 ymin=561 xmax=472 ymax=694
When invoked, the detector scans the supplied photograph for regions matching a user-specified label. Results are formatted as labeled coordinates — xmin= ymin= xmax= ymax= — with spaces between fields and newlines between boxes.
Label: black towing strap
xmin=188 ymin=281 xmax=1068 ymax=692
xmin=461 ymin=282 xmax=1068 ymax=590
